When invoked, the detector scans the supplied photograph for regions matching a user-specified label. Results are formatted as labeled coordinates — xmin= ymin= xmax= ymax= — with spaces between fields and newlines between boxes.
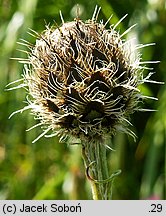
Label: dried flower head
xmin=9 ymin=7 xmax=159 ymax=143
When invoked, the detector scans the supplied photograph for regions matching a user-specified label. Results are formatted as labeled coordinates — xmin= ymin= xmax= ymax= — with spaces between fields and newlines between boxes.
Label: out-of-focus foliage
xmin=0 ymin=0 xmax=165 ymax=199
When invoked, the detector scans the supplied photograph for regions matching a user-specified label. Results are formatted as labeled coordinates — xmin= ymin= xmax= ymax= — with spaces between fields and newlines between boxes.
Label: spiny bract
xmin=10 ymin=7 xmax=158 ymax=143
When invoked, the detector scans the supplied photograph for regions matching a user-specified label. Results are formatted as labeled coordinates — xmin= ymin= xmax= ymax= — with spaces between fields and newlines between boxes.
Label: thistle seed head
xmin=11 ymin=8 xmax=159 ymax=143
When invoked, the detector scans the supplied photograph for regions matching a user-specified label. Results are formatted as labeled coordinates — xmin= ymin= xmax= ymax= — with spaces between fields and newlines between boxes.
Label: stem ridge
xmin=82 ymin=140 xmax=121 ymax=200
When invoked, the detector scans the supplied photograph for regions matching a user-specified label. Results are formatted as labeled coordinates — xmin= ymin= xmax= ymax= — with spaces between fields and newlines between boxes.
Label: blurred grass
xmin=0 ymin=0 xmax=165 ymax=199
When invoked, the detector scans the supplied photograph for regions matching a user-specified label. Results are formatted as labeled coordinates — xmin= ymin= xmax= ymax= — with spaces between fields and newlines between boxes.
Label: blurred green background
xmin=0 ymin=0 xmax=165 ymax=200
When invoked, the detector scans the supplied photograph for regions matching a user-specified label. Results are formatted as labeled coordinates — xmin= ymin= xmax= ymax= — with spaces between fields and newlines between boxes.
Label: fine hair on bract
xmin=7 ymin=6 xmax=161 ymax=144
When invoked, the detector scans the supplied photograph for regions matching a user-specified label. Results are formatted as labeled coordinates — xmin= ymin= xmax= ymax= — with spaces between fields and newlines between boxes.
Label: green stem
xmin=82 ymin=139 xmax=114 ymax=200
